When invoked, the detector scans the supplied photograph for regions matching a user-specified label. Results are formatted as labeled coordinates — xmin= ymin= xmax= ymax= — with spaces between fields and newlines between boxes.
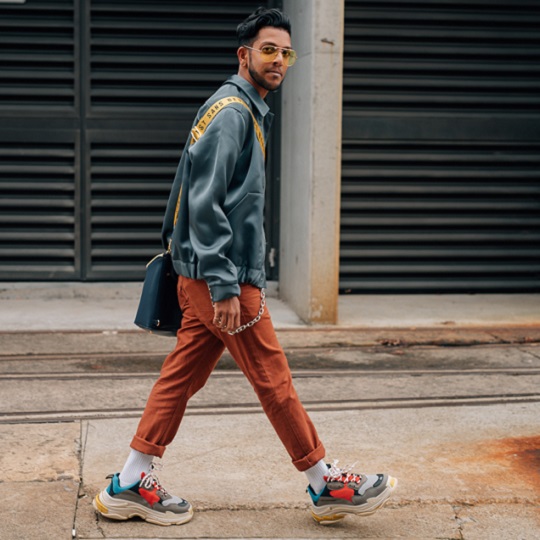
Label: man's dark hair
xmin=236 ymin=7 xmax=291 ymax=46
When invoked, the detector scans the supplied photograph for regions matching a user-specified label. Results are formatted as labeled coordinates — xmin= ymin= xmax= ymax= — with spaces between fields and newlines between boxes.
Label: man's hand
xmin=212 ymin=296 xmax=241 ymax=333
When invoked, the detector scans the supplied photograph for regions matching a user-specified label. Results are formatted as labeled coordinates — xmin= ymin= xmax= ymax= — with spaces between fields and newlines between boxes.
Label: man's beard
xmin=248 ymin=65 xmax=283 ymax=92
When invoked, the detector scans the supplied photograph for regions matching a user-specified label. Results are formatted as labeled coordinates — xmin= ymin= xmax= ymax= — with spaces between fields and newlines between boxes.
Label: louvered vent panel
xmin=88 ymin=133 xmax=185 ymax=278
xmin=90 ymin=0 xmax=267 ymax=112
xmin=0 ymin=136 xmax=77 ymax=279
xmin=0 ymin=0 xmax=282 ymax=281
xmin=0 ymin=0 xmax=75 ymax=111
xmin=86 ymin=0 xmax=275 ymax=279
xmin=340 ymin=141 xmax=540 ymax=291
xmin=344 ymin=0 xmax=540 ymax=114
xmin=342 ymin=0 xmax=540 ymax=292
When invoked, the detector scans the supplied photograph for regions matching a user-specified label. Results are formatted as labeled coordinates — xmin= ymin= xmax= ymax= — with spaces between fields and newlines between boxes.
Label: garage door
xmin=341 ymin=0 xmax=540 ymax=292
xmin=0 ymin=0 xmax=280 ymax=280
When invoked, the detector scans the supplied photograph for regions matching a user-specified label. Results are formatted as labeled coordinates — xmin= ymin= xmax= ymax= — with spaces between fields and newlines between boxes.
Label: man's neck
xmin=237 ymin=70 xmax=269 ymax=100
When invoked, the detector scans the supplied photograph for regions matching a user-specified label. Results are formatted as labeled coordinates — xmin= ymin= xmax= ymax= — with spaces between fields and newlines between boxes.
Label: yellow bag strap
xmin=190 ymin=96 xmax=266 ymax=160
xmin=169 ymin=96 xmax=265 ymax=248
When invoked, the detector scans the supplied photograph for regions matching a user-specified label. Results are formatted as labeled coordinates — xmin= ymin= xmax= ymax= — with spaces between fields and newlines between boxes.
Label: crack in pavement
xmin=452 ymin=504 xmax=470 ymax=540
xmin=74 ymin=421 xmax=104 ymax=539
xmin=520 ymin=347 xmax=540 ymax=361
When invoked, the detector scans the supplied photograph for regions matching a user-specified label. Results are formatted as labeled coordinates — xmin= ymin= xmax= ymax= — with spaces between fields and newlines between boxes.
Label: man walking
xmin=93 ymin=7 xmax=396 ymax=527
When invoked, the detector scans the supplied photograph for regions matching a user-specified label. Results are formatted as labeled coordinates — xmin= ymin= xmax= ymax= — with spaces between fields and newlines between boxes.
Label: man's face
xmin=239 ymin=27 xmax=292 ymax=97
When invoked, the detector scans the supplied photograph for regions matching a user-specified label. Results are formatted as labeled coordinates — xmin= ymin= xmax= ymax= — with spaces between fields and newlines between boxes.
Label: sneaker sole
xmin=311 ymin=476 xmax=397 ymax=525
xmin=93 ymin=490 xmax=193 ymax=526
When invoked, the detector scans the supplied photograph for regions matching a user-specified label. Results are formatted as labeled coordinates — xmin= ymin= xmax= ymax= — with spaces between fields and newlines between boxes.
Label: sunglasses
xmin=243 ymin=45 xmax=297 ymax=67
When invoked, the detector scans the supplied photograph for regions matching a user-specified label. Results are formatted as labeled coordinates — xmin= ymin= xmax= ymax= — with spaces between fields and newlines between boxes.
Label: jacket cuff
xmin=209 ymin=282 xmax=241 ymax=303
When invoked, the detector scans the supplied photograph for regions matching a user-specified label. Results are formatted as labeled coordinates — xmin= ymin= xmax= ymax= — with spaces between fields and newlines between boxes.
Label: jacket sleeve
xmin=187 ymin=106 xmax=248 ymax=302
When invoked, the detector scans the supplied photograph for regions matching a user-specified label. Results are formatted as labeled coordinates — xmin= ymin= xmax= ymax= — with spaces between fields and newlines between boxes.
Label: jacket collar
xmin=226 ymin=74 xmax=270 ymax=117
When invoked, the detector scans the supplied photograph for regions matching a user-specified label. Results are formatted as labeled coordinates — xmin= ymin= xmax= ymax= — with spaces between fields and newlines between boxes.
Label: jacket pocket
xmin=225 ymin=192 xmax=265 ymax=268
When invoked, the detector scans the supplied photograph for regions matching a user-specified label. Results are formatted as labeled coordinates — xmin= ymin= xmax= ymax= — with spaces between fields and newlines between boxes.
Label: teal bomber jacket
xmin=161 ymin=75 xmax=274 ymax=302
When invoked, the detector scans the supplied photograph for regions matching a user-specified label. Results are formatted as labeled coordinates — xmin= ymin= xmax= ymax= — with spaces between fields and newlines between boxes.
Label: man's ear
xmin=237 ymin=46 xmax=248 ymax=67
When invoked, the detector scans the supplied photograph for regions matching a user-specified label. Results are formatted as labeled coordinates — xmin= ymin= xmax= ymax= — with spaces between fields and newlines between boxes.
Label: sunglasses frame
xmin=243 ymin=45 xmax=297 ymax=66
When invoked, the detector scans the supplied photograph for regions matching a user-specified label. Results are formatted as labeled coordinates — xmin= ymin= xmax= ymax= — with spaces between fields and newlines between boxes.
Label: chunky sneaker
xmin=307 ymin=460 xmax=397 ymax=524
xmin=93 ymin=467 xmax=193 ymax=526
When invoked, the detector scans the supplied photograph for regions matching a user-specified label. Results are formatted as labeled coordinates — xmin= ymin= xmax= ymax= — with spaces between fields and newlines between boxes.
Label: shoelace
xmin=140 ymin=463 xmax=169 ymax=496
xmin=325 ymin=459 xmax=362 ymax=484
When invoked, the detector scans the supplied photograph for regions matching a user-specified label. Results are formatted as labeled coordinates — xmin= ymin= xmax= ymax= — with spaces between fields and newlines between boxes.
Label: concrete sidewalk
xmin=0 ymin=281 xmax=538 ymax=333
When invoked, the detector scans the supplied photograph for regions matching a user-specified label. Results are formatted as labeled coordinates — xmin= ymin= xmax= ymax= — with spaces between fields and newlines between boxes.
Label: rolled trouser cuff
xmin=130 ymin=435 xmax=165 ymax=458
xmin=292 ymin=442 xmax=326 ymax=472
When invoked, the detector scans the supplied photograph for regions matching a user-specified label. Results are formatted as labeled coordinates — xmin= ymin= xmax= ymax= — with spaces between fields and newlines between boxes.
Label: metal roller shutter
xmin=0 ymin=130 xmax=79 ymax=279
xmin=87 ymin=131 xmax=183 ymax=278
xmin=0 ymin=0 xmax=76 ymax=112
xmin=0 ymin=0 xmax=78 ymax=279
xmin=341 ymin=0 xmax=540 ymax=292
xmin=0 ymin=0 xmax=279 ymax=281
xmin=86 ymin=0 xmax=280 ymax=280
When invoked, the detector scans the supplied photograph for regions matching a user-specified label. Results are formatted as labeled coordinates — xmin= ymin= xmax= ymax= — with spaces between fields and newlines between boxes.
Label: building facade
xmin=1 ymin=0 xmax=539 ymax=322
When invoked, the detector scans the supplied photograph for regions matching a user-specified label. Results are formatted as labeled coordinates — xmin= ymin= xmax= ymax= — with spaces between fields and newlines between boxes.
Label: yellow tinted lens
xmin=283 ymin=49 xmax=297 ymax=66
xmin=260 ymin=46 xmax=278 ymax=62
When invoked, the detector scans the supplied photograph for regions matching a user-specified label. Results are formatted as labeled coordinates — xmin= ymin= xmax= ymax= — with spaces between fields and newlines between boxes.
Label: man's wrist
xmin=209 ymin=282 xmax=241 ymax=303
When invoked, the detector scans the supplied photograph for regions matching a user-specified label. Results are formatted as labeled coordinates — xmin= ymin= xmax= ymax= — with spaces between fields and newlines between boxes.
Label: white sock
xmin=304 ymin=459 xmax=328 ymax=493
xmin=118 ymin=449 xmax=154 ymax=487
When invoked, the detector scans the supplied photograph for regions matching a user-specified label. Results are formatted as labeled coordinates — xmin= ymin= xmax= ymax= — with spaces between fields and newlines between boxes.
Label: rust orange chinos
xmin=131 ymin=276 xmax=325 ymax=472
